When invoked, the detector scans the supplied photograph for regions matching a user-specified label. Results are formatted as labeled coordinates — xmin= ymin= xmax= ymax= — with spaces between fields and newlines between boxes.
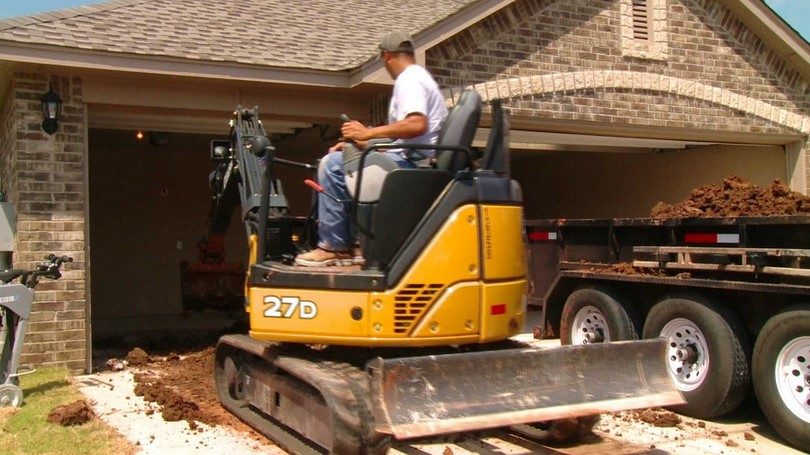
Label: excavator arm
xmin=181 ymin=107 xmax=297 ymax=311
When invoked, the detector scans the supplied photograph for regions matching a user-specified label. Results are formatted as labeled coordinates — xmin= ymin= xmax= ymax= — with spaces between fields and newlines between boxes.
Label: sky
xmin=0 ymin=0 xmax=807 ymax=41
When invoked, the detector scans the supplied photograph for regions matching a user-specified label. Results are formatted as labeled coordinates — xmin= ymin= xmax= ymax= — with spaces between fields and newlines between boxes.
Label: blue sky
xmin=0 ymin=0 xmax=807 ymax=41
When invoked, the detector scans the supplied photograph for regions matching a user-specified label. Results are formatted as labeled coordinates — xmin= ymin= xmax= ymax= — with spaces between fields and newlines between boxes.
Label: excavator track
xmin=214 ymin=334 xmax=388 ymax=454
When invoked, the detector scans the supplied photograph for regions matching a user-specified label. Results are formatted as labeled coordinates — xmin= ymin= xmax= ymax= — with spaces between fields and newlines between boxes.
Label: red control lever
xmin=304 ymin=179 xmax=325 ymax=193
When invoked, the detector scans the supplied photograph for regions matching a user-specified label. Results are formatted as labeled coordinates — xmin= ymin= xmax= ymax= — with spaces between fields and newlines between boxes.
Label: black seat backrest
xmin=363 ymin=89 xmax=482 ymax=270
xmin=480 ymin=99 xmax=510 ymax=176
xmin=434 ymin=89 xmax=482 ymax=174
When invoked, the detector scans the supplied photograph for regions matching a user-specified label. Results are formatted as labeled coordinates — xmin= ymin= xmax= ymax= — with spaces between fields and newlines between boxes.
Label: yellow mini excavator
xmin=211 ymin=90 xmax=683 ymax=454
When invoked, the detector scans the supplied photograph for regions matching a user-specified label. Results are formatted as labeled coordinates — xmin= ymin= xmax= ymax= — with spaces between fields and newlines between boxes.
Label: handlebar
xmin=2 ymin=253 xmax=74 ymax=288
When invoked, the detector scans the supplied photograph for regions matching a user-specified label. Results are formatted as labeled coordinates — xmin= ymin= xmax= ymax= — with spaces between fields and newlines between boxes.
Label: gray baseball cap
xmin=378 ymin=31 xmax=414 ymax=53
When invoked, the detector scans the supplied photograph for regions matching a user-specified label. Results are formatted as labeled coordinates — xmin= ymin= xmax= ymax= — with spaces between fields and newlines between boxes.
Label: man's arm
xmin=341 ymin=113 xmax=427 ymax=142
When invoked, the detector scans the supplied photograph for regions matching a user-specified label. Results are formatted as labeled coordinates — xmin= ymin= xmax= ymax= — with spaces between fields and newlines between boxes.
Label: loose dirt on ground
xmin=632 ymin=408 xmax=681 ymax=427
xmin=651 ymin=175 xmax=810 ymax=218
xmin=84 ymin=342 xmax=802 ymax=454
xmin=125 ymin=347 xmax=149 ymax=366
xmin=125 ymin=346 xmax=264 ymax=441
xmin=46 ymin=399 xmax=95 ymax=426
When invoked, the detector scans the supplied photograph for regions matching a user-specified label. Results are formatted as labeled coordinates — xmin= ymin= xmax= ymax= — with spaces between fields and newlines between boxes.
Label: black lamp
xmin=40 ymin=84 xmax=62 ymax=135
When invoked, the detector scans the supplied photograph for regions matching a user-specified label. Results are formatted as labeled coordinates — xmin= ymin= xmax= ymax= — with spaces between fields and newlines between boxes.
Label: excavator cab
xmin=214 ymin=90 xmax=682 ymax=453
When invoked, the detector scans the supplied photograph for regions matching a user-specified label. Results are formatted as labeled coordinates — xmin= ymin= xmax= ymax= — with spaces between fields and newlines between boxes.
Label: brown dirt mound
xmin=133 ymin=378 xmax=201 ymax=424
xmin=632 ymin=408 xmax=681 ymax=427
xmin=131 ymin=347 xmax=262 ymax=439
xmin=651 ymin=175 xmax=810 ymax=218
xmin=126 ymin=347 xmax=150 ymax=366
xmin=47 ymin=399 xmax=95 ymax=426
xmin=547 ymin=415 xmax=600 ymax=443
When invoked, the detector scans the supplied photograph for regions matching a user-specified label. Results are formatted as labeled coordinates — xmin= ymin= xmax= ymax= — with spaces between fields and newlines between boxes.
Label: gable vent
xmin=632 ymin=0 xmax=651 ymax=40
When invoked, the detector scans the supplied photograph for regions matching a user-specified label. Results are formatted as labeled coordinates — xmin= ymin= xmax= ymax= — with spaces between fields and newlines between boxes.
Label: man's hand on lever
xmin=341 ymin=120 xmax=371 ymax=143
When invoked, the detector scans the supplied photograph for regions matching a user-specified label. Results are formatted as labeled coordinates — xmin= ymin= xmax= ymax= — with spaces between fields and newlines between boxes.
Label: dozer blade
xmin=368 ymin=338 xmax=683 ymax=439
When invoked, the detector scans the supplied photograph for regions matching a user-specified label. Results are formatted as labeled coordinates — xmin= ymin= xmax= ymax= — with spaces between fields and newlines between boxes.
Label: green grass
xmin=0 ymin=367 xmax=134 ymax=455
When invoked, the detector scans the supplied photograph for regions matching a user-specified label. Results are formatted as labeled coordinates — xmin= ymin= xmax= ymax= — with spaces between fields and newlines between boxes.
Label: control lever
xmin=339 ymin=114 xmax=359 ymax=146
xmin=304 ymin=179 xmax=349 ymax=203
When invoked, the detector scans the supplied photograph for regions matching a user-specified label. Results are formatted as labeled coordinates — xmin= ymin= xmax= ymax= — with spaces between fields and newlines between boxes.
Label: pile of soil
xmin=651 ymin=175 xmax=810 ymax=218
xmin=588 ymin=263 xmax=664 ymax=277
xmin=126 ymin=347 xmax=150 ymax=366
xmin=130 ymin=346 xmax=261 ymax=438
xmin=133 ymin=377 xmax=202 ymax=425
xmin=632 ymin=408 xmax=681 ymax=427
xmin=602 ymin=263 xmax=661 ymax=276
xmin=47 ymin=399 xmax=95 ymax=426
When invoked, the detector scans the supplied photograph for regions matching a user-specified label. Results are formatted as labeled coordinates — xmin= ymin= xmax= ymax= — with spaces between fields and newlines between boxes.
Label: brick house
xmin=0 ymin=0 xmax=807 ymax=372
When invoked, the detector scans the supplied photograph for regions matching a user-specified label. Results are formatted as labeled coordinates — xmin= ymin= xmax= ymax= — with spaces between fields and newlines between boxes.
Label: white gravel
xmin=75 ymin=371 xmax=284 ymax=455
xmin=74 ymin=319 xmax=802 ymax=455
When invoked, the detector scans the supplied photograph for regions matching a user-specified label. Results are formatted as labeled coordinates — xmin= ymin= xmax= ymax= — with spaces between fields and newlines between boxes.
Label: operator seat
xmin=479 ymin=99 xmax=509 ymax=175
xmin=343 ymin=89 xmax=482 ymax=203
xmin=360 ymin=90 xmax=482 ymax=270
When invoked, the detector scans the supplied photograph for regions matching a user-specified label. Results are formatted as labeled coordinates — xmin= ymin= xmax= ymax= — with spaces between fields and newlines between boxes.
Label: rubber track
xmin=217 ymin=337 xmax=540 ymax=454
xmin=216 ymin=337 xmax=386 ymax=454
xmin=215 ymin=343 xmax=326 ymax=455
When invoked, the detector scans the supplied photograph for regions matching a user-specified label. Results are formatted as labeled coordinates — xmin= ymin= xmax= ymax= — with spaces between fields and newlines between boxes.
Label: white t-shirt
xmin=387 ymin=64 xmax=448 ymax=160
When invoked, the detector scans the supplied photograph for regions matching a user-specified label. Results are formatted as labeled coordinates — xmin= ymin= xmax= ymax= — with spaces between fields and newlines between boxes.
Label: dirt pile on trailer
xmin=47 ymin=399 xmax=95 ymax=426
xmin=651 ymin=176 xmax=810 ymax=218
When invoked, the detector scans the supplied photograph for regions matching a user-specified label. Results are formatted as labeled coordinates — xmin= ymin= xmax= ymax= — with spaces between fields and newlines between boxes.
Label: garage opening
xmin=485 ymin=131 xmax=788 ymax=219
xmin=87 ymin=123 xmax=331 ymax=345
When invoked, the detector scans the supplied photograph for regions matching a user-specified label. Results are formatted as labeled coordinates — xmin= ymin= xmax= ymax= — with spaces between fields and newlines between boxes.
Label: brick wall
xmin=426 ymin=0 xmax=810 ymax=192
xmin=0 ymin=71 xmax=87 ymax=373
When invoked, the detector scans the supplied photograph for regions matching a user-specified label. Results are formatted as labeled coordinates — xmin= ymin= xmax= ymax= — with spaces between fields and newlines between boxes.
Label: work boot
xmin=352 ymin=246 xmax=365 ymax=266
xmin=294 ymin=248 xmax=353 ymax=267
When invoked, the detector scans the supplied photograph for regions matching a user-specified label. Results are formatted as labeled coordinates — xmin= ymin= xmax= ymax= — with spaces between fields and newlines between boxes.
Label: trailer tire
xmin=752 ymin=304 xmax=810 ymax=452
xmin=643 ymin=295 xmax=749 ymax=419
xmin=560 ymin=287 xmax=639 ymax=345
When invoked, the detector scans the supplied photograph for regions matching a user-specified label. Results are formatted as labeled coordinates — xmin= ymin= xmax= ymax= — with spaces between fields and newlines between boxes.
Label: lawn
xmin=0 ymin=367 xmax=134 ymax=455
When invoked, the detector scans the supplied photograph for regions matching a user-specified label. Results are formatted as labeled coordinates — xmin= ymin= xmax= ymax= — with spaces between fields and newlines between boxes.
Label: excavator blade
xmin=368 ymin=338 xmax=682 ymax=440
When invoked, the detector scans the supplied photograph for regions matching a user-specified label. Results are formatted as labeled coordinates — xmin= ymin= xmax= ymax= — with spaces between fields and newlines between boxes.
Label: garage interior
xmin=497 ymin=131 xmax=788 ymax=219
xmin=87 ymin=119 xmax=338 ymax=342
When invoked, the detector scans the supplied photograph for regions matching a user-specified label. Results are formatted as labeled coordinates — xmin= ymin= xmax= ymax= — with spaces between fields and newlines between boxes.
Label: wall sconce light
xmin=40 ymin=84 xmax=62 ymax=135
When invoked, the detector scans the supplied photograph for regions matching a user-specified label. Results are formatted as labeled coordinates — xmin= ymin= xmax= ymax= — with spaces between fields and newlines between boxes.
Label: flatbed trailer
xmin=526 ymin=215 xmax=810 ymax=451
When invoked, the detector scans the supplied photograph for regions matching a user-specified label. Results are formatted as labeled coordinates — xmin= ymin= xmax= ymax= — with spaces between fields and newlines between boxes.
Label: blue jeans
xmin=317 ymin=150 xmax=414 ymax=251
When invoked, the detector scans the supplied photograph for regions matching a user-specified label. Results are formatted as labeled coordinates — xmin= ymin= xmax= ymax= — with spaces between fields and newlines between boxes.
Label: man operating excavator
xmin=294 ymin=31 xmax=449 ymax=267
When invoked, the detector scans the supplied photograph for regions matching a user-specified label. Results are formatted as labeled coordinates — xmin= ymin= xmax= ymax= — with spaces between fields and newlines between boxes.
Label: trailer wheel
xmin=643 ymin=295 xmax=749 ymax=419
xmin=560 ymin=287 xmax=639 ymax=345
xmin=752 ymin=304 xmax=810 ymax=452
